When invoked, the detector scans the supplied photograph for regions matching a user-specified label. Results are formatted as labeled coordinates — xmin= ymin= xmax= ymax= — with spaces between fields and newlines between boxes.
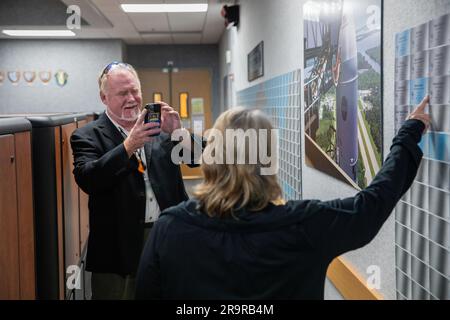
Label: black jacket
xmin=71 ymin=112 xmax=194 ymax=275
xmin=135 ymin=119 xmax=425 ymax=299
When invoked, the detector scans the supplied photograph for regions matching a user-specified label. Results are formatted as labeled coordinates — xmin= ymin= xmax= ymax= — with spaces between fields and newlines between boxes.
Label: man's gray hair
xmin=98 ymin=63 xmax=141 ymax=94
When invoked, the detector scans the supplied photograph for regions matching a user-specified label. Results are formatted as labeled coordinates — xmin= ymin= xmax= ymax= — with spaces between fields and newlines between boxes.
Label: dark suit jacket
xmin=70 ymin=112 xmax=196 ymax=275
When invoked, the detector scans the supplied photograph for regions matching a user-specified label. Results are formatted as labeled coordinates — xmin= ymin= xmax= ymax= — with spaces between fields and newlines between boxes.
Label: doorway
xmin=138 ymin=68 xmax=212 ymax=179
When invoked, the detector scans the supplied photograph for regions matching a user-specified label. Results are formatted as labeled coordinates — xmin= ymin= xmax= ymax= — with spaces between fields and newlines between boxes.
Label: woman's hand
xmin=407 ymin=95 xmax=431 ymax=134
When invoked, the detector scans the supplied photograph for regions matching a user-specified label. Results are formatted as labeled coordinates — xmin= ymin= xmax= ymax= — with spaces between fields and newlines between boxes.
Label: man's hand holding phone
xmin=124 ymin=109 xmax=161 ymax=157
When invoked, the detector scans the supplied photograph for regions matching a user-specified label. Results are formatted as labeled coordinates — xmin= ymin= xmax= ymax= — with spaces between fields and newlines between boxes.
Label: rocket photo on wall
xmin=303 ymin=0 xmax=382 ymax=189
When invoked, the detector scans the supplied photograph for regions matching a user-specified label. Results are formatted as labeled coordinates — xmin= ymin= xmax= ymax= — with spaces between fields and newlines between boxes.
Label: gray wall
xmin=219 ymin=0 xmax=302 ymax=111
xmin=0 ymin=39 xmax=123 ymax=114
xmin=126 ymin=45 xmax=220 ymax=121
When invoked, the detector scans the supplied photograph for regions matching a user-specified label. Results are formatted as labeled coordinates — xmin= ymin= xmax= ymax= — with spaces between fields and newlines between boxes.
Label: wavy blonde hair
xmin=194 ymin=107 xmax=283 ymax=218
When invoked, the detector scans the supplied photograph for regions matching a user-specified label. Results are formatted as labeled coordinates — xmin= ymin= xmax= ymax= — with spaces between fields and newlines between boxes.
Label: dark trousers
xmin=91 ymin=227 xmax=152 ymax=300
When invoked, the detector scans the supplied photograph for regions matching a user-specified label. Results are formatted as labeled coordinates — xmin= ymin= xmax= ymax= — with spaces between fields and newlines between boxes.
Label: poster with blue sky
xmin=303 ymin=0 xmax=382 ymax=189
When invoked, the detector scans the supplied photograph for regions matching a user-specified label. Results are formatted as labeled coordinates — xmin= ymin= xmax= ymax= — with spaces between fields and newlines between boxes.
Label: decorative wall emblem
xmin=55 ymin=70 xmax=68 ymax=87
xmin=7 ymin=71 xmax=21 ymax=85
xmin=39 ymin=71 xmax=52 ymax=85
xmin=23 ymin=71 xmax=37 ymax=85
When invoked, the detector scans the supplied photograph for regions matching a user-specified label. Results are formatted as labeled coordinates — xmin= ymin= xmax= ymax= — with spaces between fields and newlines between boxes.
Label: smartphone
xmin=144 ymin=103 xmax=161 ymax=136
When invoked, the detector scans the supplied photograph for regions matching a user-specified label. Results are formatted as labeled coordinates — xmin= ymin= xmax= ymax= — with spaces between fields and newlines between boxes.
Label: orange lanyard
xmin=118 ymin=127 xmax=146 ymax=174
xmin=137 ymin=156 xmax=146 ymax=174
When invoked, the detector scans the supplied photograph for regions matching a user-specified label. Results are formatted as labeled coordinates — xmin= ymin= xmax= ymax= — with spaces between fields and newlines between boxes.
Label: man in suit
xmin=70 ymin=62 xmax=199 ymax=299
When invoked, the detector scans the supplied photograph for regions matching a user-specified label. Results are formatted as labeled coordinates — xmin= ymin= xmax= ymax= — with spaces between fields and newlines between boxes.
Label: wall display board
xmin=394 ymin=13 xmax=450 ymax=300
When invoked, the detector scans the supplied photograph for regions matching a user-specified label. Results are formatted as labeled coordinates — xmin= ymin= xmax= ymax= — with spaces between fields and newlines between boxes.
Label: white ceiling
xmin=0 ymin=0 xmax=231 ymax=44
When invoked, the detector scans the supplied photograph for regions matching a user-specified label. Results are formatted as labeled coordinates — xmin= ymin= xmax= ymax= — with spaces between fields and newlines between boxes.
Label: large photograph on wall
xmin=303 ymin=0 xmax=382 ymax=189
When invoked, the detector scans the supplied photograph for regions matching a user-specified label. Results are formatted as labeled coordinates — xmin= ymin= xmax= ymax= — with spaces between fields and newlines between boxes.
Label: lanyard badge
xmin=137 ymin=158 xmax=146 ymax=174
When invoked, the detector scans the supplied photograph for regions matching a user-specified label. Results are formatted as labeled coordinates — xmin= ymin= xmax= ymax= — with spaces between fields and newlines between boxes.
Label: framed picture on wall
xmin=303 ymin=0 xmax=383 ymax=190
xmin=248 ymin=41 xmax=264 ymax=82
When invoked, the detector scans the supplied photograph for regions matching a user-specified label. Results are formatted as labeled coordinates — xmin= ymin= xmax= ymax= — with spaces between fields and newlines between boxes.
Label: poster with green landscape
xmin=304 ymin=0 xmax=382 ymax=189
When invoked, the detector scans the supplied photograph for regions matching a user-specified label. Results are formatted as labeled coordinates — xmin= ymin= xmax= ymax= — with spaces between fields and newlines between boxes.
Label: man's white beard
xmin=109 ymin=106 xmax=140 ymax=123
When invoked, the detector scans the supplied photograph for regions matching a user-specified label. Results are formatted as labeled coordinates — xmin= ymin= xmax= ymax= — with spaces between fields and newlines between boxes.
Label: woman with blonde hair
xmin=136 ymin=97 xmax=430 ymax=299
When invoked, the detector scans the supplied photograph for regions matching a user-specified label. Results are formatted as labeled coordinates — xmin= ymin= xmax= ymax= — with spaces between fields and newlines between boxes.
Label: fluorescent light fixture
xmin=121 ymin=4 xmax=208 ymax=13
xmin=2 ymin=30 xmax=76 ymax=37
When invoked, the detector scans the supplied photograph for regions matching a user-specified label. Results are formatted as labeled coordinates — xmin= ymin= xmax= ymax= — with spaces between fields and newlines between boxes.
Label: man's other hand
xmin=159 ymin=102 xmax=182 ymax=134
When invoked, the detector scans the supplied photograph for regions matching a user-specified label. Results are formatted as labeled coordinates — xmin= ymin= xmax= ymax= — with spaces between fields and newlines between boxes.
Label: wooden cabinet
xmin=0 ymin=113 xmax=96 ymax=300
xmin=0 ymin=118 xmax=36 ymax=299
xmin=22 ymin=113 xmax=89 ymax=300
xmin=0 ymin=134 xmax=20 ymax=299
